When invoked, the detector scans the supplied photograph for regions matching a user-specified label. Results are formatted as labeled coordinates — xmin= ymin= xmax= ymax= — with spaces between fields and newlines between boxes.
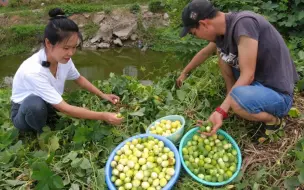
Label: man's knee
xmin=230 ymin=86 xmax=257 ymax=114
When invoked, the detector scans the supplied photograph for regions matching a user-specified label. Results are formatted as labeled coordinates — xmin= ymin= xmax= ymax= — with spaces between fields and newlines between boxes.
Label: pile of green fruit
xmin=181 ymin=122 xmax=238 ymax=182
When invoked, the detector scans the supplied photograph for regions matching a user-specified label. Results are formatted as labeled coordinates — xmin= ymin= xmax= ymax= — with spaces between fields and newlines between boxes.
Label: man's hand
xmin=102 ymin=112 xmax=123 ymax=125
xmin=101 ymin=94 xmax=120 ymax=104
xmin=203 ymin=111 xmax=223 ymax=136
xmin=176 ymin=73 xmax=187 ymax=88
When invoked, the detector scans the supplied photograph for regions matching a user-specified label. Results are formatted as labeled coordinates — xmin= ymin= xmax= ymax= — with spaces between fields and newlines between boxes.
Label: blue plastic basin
xmin=105 ymin=133 xmax=181 ymax=190
xmin=179 ymin=127 xmax=242 ymax=186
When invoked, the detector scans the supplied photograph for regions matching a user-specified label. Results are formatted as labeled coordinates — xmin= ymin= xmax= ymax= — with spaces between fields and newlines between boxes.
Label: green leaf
xmin=166 ymin=91 xmax=174 ymax=103
xmin=62 ymin=152 xmax=78 ymax=163
xmin=5 ymin=180 xmax=26 ymax=186
xmin=295 ymin=151 xmax=304 ymax=160
xmin=80 ymin=158 xmax=91 ymax=170
xmin=130 ymin=108 xmax=145 ymax=116
xmin=298 ymin=51 xmax=304 ymax=60
xmin=96 ymin=169 xmax=106 ymax=189
xmin=71 ymin=158 xmax=82 ymax=168
xmin=0 ymin=150 xmax=12 ymax=164
xmin=295 ymin=160 xmax=304 ymax=168
xmin=31 ymin=161 xmax=63 ymax=190
xmin=69 ymin=183 xmax=80 ymax=190
xmin=9 ymin=140 xmax=23 ymax=153
xmin=33 ymin=150 xmax=48 ymax=159
xmin=176 ymin=90 xmax=186 ymax=101
xmin=31 ymin=162 xmax=52 ymax=181
xmin=298 ymin=11 xmax=304 ymax=20
xmin=284 ymin=176 xmax=300 ymax=190
xmin=52 ymin=175 xmax=64 ymax=189
xmin=288 ymin=107 xmax=301 ymax=118
xmin=49 ymin=136 xmax=60 ymax=152
xmin=255 ymin=168 xmax=266 ymax=180
xmin=253 ymin=183 xmax=259 ymax=190
xmin=73 ymin=126 xmax=92 ymax=143
xmin=297 ymin=79 xmax=304 ymax=92
xmin=298 ymin=169 xmax=304 ymax=184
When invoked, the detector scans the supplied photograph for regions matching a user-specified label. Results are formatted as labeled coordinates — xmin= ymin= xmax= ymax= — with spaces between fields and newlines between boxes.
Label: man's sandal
xmin=252 ymin=118 xmax=286 ymax=144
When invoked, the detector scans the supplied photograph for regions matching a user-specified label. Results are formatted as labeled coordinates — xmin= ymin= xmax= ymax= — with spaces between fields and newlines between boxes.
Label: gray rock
xmin=98 ymin=42 xmax=110 ymax=49
xmin=113 ymin=22 xmax=137 ymax=40
xmin=92 ymin=13 xmax=105 ymax=24
xmin=83 ymin=13 xmax=91 ymax=19
xmin=141 ymin=44 xmax=148 ymax=52
xmin=113 ymin=38 xmax=123 ymax=47
xmin=164 ymin=13 xmax=169 ymax=20
xmin=98 ymin=24 xmax=113 ymax=42
xmin=130 ymin=34 xmax=138 ymax=41
xmin=3 ymin=76 xmax=13 ymax=88
xmin=90 ymin=33 xmax=102 ymax=43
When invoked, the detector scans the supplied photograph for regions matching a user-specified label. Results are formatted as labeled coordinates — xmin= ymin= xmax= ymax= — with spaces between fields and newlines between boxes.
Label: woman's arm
xmin=74 ymin=76 xmax=119 ymax=104
xmin=52 ymin=100 xmax=122 ymax=125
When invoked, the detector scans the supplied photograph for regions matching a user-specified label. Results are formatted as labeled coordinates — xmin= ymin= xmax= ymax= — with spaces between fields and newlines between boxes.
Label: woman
xmin=10 ymin=8 xmax=123 ymax=133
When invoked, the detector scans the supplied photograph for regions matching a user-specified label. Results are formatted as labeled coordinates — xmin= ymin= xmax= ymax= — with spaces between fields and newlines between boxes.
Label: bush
xmin=130 ymin=3 xmax=141 ymax=14
xmin=148 ymin=1 xmax=165 ymax=13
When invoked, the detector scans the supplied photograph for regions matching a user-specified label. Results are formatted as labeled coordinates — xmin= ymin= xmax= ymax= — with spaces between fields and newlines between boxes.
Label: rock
xmin=113 ymin=38 xmax=123 ymax=47
xmin=142 ymin=13 xmax=168 ymax=30
xmin=92 ymin=12 xmax=105 ymax=24
xmin=90 ymin=33 xmax=102 ymax=43
xmin=69 ymin=14 xmax=88 ymax=29
xmin=141 ymin=44 xmax=148 ymax=52
xmin=98 ymin=24 xmax=113 ymax=42
xmin=83 ymin=13 xmax=91 ymax=19
xmin=98 ymin=42 xmax=110 ymax=49
xmin=130 ymin=34 xmax=138 ymax=41
xmin=90 ymin=24 xmax=113 ymax=43
xmin=164 ymin=13 xmax=169 ymax=20
xmin=3 ymin=76 xmax=13 ymax=88
xmin=145 ymin=11 xmax=154 ymax=17
xmin=113 ymin=22 xmax=137 ymax=40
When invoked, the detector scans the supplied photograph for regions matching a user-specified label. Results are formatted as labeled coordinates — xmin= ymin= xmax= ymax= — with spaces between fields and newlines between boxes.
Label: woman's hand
xmin=102 ymin=112 xmax=123 ymax=125
xmin=101 ymin=94 xmax=120 ymax=104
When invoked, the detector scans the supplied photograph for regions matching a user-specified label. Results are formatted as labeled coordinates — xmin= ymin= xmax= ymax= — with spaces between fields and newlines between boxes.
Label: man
xmin=178 ymin=0 xmax=299 ymax=143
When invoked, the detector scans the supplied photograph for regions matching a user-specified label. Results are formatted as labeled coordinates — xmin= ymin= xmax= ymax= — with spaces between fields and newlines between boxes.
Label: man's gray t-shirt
xmin=215 ymin=11 xmax=299 ymax=95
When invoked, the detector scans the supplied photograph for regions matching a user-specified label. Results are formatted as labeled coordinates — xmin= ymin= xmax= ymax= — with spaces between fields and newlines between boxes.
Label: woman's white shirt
xmin=11 ymin=48 xmax=80 ymax=105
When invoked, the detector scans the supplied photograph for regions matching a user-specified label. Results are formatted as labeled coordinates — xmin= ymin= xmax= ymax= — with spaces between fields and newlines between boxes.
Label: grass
xmin=0 ymin=24 xmax=44 ymax=57
xmin=83 ymin=22 xmax=99 ymax=39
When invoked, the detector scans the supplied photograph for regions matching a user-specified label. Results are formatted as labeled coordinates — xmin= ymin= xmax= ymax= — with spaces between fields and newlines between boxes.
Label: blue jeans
xmin=11 ymin=95 xmax=57 ymax=133
xmin=230 ymin=69 xmax=293 ymax=118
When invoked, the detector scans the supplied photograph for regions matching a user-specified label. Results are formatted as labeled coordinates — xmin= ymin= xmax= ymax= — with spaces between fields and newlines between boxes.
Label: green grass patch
xmin=0 ymin=24 xmax=44 ymax=57
xmin=83 ymin=22 xmax=99 ymax=39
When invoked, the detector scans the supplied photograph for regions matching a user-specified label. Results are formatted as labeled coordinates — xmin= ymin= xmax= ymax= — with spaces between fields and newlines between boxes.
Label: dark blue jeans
xmin=11 ymin=95 xmax=58 ymax=133
xmin=230 ymin=68 xmax=293 ymax=118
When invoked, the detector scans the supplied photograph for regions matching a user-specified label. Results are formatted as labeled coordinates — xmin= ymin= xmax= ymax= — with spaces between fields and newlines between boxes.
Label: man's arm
xmin=177 ymin=42 xmax=217 ymax=87
xmin=217 ymin=52 xmax=236 ymax=94
xmin=182 ymin=42 xmax=217 ymax=75
xmin=203 ymin=35 xmax=258 ymax=136
xmin=220 ymin=35 xmax=258 ymax=112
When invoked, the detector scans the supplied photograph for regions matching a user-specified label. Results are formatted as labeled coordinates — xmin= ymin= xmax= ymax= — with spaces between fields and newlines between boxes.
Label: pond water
xmin=0 ymin=48 xmax=183 ymax=89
